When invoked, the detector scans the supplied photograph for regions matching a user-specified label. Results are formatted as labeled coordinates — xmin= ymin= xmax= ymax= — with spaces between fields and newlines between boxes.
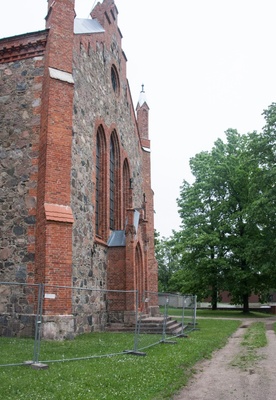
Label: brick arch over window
xmin=123 ymin=158 xmax=132 ymax=228
xmin=109 ymin=130 xmax=121 ymax=230
xmin=96 ymin=125 xmax=107 ymax=238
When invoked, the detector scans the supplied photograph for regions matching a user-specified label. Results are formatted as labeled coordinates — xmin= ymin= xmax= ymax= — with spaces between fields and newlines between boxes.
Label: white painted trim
xmin=49 ymin=67 xmax=74 ymax=84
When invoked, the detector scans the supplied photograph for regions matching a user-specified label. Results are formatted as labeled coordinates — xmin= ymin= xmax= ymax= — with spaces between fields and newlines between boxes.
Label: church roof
xmin=74 ymin=18 xmax=105 ymax=34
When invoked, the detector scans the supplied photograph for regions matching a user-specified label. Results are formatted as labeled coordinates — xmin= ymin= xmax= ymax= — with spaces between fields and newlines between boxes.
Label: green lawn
xmin=165 ymin=307 xmax=269 ymax=319
xmin=0 ymin=319 xmax=241 ymax=400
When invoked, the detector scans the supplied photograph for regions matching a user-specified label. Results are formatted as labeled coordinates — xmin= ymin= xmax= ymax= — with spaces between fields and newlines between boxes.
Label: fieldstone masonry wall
xmin=0 ymin=57 xmax=43 ymax=284
xmin=71 ymin=32 xmax=144 ymax=293
xmin=0 ymin=56 xmax=44 ymax=336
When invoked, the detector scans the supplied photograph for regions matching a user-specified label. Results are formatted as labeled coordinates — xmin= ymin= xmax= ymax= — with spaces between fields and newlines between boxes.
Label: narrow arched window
xmin=96 ymin=126 xmax=106 ymax=237
xmin=109 ymin=131 xmax=121 ymax=230
xmin=110 ymin=137 xmax=115 ymax=230
xmin=96 ymin=137 xmax=101 ymax=233
xmin=123 ymin=159 xmax=131 ymax=227
xmin=111 ymin=64 xmax=120 ymax=95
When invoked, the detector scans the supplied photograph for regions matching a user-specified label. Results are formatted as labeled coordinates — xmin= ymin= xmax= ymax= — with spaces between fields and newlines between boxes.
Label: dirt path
xmin=173 ymin=318 xmax=276 ymax=400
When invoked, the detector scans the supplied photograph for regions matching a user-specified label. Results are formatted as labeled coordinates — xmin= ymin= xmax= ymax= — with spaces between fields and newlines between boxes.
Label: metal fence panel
xmin=0 ymin=281 xmax=41 ymax=366
xmin=0 ymin=282 xmax=197 ymax=367
xmin=133 ymin=292 xmax=197 ymax=352
xmin=38 ymin=285 xmax=138 ymax=364
xmin=158 ymin=293 xmax=198 ymax=336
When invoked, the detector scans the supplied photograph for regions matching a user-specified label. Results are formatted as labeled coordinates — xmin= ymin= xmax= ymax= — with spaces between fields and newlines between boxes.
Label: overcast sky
xmin=1 ymin=0 xmax=276 ymax=238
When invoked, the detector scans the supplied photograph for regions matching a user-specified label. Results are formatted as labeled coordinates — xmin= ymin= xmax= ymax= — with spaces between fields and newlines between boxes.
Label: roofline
xmin=0 ymin=29 xmax=49 ymax=64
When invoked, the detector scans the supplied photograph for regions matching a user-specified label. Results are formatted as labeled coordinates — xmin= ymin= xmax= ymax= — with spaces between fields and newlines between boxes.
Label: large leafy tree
xmin=212 ymin=130 xmax=261 ymax=311
xmin=173 ymin=149 xmax=229 ymax=309
xmin=174 ymin=106 xmax=276 ymax=312
xmin=244 ymin=105 xmax=276 ymax=299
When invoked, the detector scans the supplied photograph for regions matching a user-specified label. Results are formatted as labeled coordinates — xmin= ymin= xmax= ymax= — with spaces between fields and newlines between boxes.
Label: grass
xmin=0 ymin=319 xmax=241 ymax=400
xmin=242 ymin=322 xmax=267 ymax=348
xmin=231 ymin=322 xmax=267 ymax=369
xmin=165 ymin=307 xmax=269 ymax=319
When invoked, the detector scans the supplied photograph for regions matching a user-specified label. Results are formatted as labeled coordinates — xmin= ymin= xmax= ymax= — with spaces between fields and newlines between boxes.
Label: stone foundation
xmin=42 ymin=315 xmax=75 ymax=340
xmin=123 ymin=311 xmax=137 ymax=325
xmin=107 ymin=310 xmax=138 ymax=325
xmin=0 ymin=314 xmax=36 ymax=337
xmin=107 ymin=310 xmax=125 ymax=324
xmin=148 ymin=306 xmax=160 ymax=317
xmin=74 ymin=311 xmax=108 ymax=335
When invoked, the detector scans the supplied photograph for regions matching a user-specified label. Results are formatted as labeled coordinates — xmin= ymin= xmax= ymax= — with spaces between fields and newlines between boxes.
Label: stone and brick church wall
xmin=70 ymin=22 xmax=148 ymax=325
xmin=0 ymin=0 xmax=158 ymax=337
xmin=71 ymin=34 xmax=144 ymax=284
xmin=0 ymin=56 xmax=44 ymax=335
xmin=0 ymin=57 xmax=43 ymax=285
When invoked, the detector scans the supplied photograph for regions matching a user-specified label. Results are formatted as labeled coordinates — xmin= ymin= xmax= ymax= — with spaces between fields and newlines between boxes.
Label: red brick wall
xmin=219 ymin=291 xmax=260 ymax=304
xmin=35 ymin=0 xmax=75 ymax=314
xmin=107 ymin=247 xmax=126 ymax=312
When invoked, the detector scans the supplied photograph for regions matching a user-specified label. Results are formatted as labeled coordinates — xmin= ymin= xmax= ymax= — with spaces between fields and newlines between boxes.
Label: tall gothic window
xmin=109 ymin=131 xmax=120 ymax=230
xmin=110 ymin=137 xmax=115 ymax=230
xmin=96 ymin=126 xmax=106 ymax=237
xmin=123 ymin=159 xmax=131 ymax=227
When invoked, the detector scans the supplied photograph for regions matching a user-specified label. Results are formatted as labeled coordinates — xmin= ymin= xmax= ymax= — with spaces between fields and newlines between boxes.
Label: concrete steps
xmin=138 ymin=316 xmax=185 ymax=335
xmin=106 ymin=316 xmax=186 ymax=335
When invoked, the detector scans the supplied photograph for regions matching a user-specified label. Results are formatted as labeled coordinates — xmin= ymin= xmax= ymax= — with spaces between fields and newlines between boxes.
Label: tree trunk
xmin=211 ymin=248 xmax=218 ymax=310
xmin=242 ymin=294 xmax=249 ymax=313
xmin=211 ymin=287 xmax=218 ymax=310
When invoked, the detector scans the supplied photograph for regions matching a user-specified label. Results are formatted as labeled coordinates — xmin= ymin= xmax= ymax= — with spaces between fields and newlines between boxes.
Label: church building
xmin=0 ymin=0 xmax=158 ymax=337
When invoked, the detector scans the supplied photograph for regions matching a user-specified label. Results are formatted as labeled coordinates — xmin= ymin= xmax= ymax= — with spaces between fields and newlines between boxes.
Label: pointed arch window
xmin=123 ymin=159 xmax=131 ymax=227
xmin=111 ymin=64 xmax=120 ymax=95
xmin=110 ymin=137 xmax=115 ymax=230
xmin=109 ymin=131 xmax=121 ymax=230
xmin=96 ymin=126 xmax=106 ymax=237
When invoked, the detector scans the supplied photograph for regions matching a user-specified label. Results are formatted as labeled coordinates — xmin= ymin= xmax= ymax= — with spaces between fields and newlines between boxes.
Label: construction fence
xmin=0 ymin=281 xmax=197 ymax=368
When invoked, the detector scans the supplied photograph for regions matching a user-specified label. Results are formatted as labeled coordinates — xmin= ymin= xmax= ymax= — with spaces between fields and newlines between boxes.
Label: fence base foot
xmin=124 ymin=350 xmax=146 ymax=356
xmin=24 ymin=360 xmax=33 ymax=366
xmin=177 ymin=334 xmax=189 ymax=338
xmin=31 ymin=362 xmax=49 ymax=370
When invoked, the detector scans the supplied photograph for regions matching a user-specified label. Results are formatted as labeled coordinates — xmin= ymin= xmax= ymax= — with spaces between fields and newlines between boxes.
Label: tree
xmin=175 ymin=113 xmax=276 ymax=312
xmin=244 ymin=105 xmax=276 ymax=298
xmin=174 ymin=150 xmax=229 ymax=309
xmin=212 ymin=130 xmax=260 ymax=312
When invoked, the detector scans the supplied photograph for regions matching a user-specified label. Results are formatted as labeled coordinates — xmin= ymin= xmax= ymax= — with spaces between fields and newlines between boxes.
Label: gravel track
xmin=173 ymin=317 xmax=276 ymax=400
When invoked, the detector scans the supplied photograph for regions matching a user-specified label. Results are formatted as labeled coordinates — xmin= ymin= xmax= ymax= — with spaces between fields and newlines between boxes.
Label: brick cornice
xmin=0 ymin=30 xmax=48 ymax=64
